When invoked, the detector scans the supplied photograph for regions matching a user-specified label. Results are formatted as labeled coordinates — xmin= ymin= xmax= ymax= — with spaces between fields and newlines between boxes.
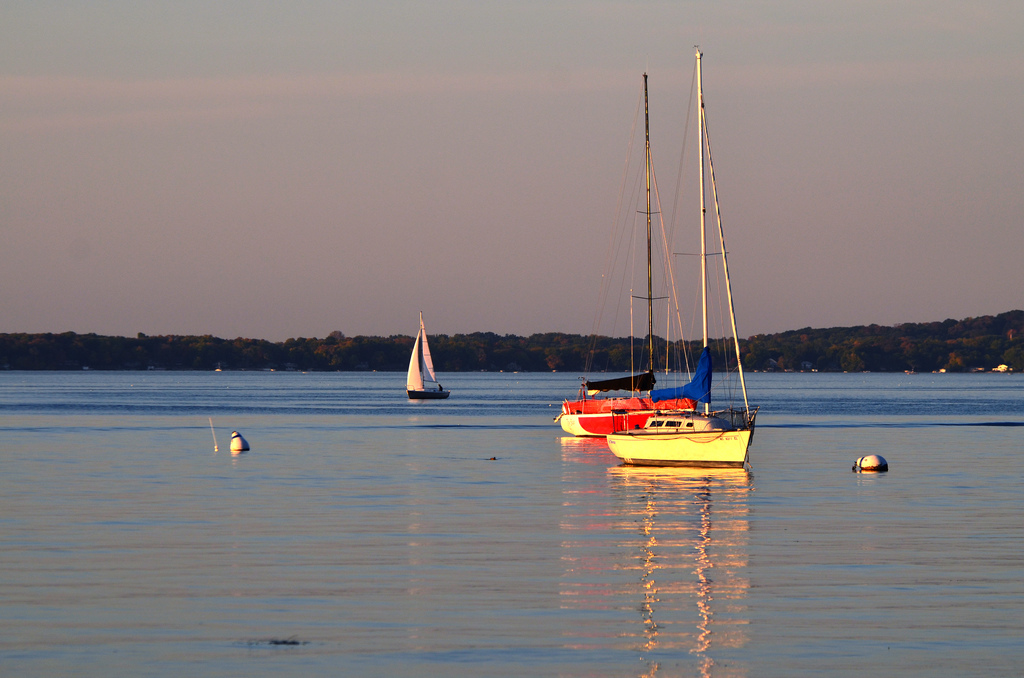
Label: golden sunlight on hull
xmin=606 ymin=429 xmax=751 ymax=468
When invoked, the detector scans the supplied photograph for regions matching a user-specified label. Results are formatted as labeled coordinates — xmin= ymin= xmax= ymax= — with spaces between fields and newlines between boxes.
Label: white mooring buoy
xmin=853 ymin=454 xmax=888 ymax=472
xmin=230 ymin=431 xmax=250 ymax=454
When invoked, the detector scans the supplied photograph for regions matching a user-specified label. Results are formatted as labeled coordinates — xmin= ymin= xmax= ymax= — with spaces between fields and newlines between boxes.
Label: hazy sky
xmin=3 ymin=1 xmax=1022 ymax=341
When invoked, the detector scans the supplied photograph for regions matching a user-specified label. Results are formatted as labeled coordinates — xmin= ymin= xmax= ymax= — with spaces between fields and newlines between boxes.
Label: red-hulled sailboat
xmin=556 ymin=373 xmax=698 ymax=437
xmin=555 ymin=73 xmax=698 ymax=437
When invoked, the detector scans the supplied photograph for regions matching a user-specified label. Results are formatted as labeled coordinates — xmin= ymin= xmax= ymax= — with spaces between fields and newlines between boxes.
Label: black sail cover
xmin=584 ymin=371 xmax=656 ymax=394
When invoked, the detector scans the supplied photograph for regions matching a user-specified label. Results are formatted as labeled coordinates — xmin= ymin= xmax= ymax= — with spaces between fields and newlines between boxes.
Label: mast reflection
xmin=612 ymin=467 xmax=751 ymax=676
xmin=560 ymin=438 xmax=752 ymax=676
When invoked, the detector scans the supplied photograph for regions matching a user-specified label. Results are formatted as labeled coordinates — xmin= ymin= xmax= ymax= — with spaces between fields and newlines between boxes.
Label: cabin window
xmin=666 ymin=421 xmax=680 ymax=427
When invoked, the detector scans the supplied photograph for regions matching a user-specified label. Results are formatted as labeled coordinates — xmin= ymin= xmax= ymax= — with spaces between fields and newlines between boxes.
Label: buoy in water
xmin=230 ymin=431 xmax=250 ymax=454
xmin=853 ymin=454 xmax=888 ymax=472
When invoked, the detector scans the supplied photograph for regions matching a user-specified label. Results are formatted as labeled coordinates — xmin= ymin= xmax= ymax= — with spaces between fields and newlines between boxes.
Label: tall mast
xmin=644 ymin=73 xmax=654 ymax=374
xmin=697 ymin=49 xmax=709 ymax=413
xmin=697 ymin=51 xmax=708 ymax=350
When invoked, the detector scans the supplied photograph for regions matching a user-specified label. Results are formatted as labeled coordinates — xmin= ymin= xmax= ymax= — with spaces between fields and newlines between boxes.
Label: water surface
xmin=1 ymin=371 xmax=1022 ymax=676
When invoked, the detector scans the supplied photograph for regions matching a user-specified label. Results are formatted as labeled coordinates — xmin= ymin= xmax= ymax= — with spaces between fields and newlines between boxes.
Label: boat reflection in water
xmin=560 ymin=438 xmax=752 ymax=677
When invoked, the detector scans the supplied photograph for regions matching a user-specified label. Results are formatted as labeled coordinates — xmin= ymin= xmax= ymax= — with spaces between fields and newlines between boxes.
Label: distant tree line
xmin=1 ymin=310 xmax=1022 ymax=373
xmin=742 ymin=310 xmax=1024 ymax=373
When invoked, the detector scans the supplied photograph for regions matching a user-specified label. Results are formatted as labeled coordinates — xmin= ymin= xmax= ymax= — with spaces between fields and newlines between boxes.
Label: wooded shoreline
xmin=2 ymin=310 xmax=1022 ymax=373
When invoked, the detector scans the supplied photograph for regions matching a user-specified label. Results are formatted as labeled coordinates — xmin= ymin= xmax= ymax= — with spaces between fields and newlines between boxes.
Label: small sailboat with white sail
xmin=606 ymin=49 xmax=757 ymax=468
xmin=407 ymin=312 xmax=449 ymax=400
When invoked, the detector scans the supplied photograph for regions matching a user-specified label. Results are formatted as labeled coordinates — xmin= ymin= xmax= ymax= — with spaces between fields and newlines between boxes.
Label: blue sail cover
xmin=651 ymin=346 xmax=713 ymax=405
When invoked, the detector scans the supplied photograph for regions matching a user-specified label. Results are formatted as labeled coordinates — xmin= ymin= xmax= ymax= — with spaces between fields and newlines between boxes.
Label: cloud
xmin=712 ymin=53 xmax=1024 ymax=92
xmin=0 ymin=67 xmax=644 ymax=133
xmin=9 ymin=47 xmax=1017 ymax=134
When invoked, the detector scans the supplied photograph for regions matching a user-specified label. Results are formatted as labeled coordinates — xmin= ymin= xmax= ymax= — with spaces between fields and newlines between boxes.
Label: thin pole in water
xmin=209 ymin=417 xmax=218 ymax=452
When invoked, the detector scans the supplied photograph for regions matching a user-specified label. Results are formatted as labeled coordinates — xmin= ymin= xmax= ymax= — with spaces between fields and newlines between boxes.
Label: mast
xmin=644 ymin=73 xmax=654 ymax=375
xmin=697 ymin=50 xmax=709 ymax=413
xmin=698 ymin=48 xmax=751 ymax=416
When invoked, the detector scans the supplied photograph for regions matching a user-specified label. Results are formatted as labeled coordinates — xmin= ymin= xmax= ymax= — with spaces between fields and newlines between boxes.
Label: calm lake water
xmin=1 ymin=371 xmax=1022 ymax=677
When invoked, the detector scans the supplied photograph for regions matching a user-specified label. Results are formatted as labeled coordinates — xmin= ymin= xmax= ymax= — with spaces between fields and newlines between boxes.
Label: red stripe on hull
xmin=566 ymin=411 xmax=656 ymax=436
xmin=559 ymin=395 xmax=698 ymax=437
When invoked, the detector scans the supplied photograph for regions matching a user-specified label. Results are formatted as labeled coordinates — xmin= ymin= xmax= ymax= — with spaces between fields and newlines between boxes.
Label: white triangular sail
xmin=419 ymin=324 xmax=439 ymax=389
xmin=407 ymin=312 xmax=440 ymax=392
xmin=406 ymin=331 xmax=424 ymax=391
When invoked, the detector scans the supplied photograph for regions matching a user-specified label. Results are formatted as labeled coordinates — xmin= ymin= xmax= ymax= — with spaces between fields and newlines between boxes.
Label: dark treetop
xmin=2 ymin=311 xmax=1022 ymax=373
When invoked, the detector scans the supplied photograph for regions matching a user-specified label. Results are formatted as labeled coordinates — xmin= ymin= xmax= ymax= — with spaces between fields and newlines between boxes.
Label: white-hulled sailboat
xmin=407 ymin=312 xmax=449 ymax=400
xmin=606 ymin=50 xmax=757 ymax=468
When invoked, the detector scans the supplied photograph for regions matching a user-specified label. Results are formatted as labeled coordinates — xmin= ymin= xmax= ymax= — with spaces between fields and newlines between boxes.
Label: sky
xmin=2 ymin=1 xmax=1023 ymax=341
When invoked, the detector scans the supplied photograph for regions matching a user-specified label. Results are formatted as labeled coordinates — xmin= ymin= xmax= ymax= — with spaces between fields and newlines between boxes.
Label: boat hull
xmin=408 ymin=389 xmax=450 ymax=400
xmin=559 ymin=410 xmax=655 ymax=437
xmin=558 ymin=396 xmax=697 ymax=437
xmin=606 ymin=428 xmax=752 ymax=468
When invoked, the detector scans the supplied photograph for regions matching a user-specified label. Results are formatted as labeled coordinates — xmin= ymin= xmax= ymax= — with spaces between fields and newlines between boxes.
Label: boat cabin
xmin=641 ymin=412 xmax=733 ymax=433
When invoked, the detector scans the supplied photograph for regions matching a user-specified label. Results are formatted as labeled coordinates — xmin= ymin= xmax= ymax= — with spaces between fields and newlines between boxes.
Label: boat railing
xmin=714 ymin=406 xmax=758 ymax=431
